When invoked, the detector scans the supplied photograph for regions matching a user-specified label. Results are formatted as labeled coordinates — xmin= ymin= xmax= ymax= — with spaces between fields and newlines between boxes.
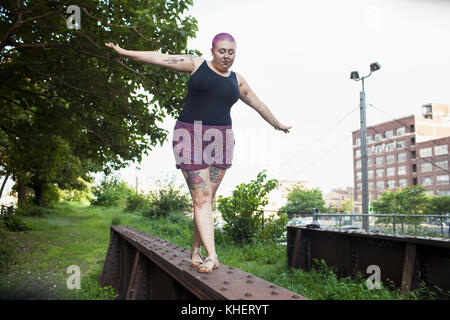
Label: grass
xmin=0 ymin=200 xmax=443 ymax=300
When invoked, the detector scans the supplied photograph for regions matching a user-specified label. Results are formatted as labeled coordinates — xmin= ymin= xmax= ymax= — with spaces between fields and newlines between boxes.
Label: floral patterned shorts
xmin=172 ymin=120 xmax=235 ymax=171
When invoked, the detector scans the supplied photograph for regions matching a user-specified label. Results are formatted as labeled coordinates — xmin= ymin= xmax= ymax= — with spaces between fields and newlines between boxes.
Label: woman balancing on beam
xmin=105 ymin=33 xmax=292 ymax=273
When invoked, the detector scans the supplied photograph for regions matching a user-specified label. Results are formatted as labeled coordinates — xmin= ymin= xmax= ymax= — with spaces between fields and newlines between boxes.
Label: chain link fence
xmin=265 ymin=210 xmax=450 ymax=239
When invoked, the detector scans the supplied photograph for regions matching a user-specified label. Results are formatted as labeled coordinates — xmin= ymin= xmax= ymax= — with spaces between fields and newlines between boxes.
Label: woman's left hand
xmin=275 ymin=123 xmax=292 ymax=133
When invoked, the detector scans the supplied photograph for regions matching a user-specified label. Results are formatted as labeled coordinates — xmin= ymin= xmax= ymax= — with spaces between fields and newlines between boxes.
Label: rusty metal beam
xmin=100 ymin=225 xmax=308 ymax=300
xmin=287 ymin=226 xmax=450 ymax=295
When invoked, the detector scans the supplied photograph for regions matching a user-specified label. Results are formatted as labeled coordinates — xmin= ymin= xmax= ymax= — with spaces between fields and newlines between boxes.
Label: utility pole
xmin=350 ymin=62 xmax=381 ymax=232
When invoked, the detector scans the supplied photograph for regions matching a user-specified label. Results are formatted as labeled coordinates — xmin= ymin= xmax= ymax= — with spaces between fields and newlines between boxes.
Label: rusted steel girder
xmin=287 ymin=226 xmax=450 ymax=296
xmin=100 ymin=225 xmax=308 ymax=300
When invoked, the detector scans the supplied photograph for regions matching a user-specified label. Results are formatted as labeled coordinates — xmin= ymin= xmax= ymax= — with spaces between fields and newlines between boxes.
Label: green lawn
xmin=0 ymin=201 xmax=439 ymax=300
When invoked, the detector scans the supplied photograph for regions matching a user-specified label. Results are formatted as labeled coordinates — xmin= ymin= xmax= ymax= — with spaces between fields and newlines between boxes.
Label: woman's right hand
xmin=105 ymin=42 xmax=126 ymax=56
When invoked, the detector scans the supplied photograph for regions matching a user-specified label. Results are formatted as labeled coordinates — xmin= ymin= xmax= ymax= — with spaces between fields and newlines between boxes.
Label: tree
xmin=217 ymin=170 xmax=277 ymax=244
xmin=0 ymin=0 xmax=199 ymax=207
xmin=280 ymin=187 xmax=326 ymax=215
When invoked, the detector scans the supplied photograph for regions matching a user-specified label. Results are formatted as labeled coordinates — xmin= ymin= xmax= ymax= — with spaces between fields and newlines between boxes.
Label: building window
xmin=367 ymin=146 xmax=373 ymax=155
xmin=376 ymin=156 xmax=383 ymax=166
xmin=355 ymin=138 xmax=361 ymax=146
xmin=374 ymin=133 xmax=382 ymax=142
xmin=435 ymin=160 xmax=448 ymax=171
xmin=398 ymin=165 xmax=407 ymax=175
xmin=367 ymin=135 xmax=372 ymax=144
xmin=412 ymin=164 xmax=417 ymax=173
xmin=419 ymin=147 xmax=433 ymax=158
xmin=368 ymin=170 xmax=373 ymax=178
xmin=410 ymin=124 xmax=415 ymax=133
xmin=398 ymin=152 xmax=407 ymax=162
xmin=375 ymin=144 xmax=384 ymax=154
xmin=355 ymin=149 xmax=361 ymax=157
xmin=396 ymin=127 xmax=405 ymax=136
xmin=387 ymin=180 xmax=396 ymax=189
xmin=356 ymin=160 xmax=361 ymax=169
xmin=386 ymin=154 xmax=395 ymax=164
xmin=386 ymin=167 xmax=395 ymax=177
xmin=437 ymin=189 xmax=450 ymax=196
xmin=376 ymin=169 xmax=383 ymax=178
xmin=385 ymin=130 xmax=393 ymax=139
xmin=411 ymin=137 xmax=415 ymax=146
xmin=376 ymin=181 xmax=384 ymax=190
xmin=356 ymin=171 xmax=362 ymax=180
xmin=368 ymin=158 xmax=373 ymax=167
xmin=421 ymin=162 xmax=432 ymax=172
xmin=369 ymin=182 xmax=374 ymax=190
xmin=357 ymin=183 xmax=362 ymax=190
xmin=434 ymin=145 xmax=448 ymax=156
xmin=399 ymin=179 xmax=408 ymax=188
xmin=386 ymin=142 xmax=395 ymax=151
xmin=396 ymin=140 xmax=405 ymax=149
xmin=436 ymin=175 xmax=449 ymax=185
xmin=421 ymin=176 xmax=433 ymax=186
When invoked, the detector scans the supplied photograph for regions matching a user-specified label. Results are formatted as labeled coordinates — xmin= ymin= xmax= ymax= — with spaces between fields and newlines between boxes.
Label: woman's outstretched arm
xmin=104 ymin=42 xmax=202 ymax=73
xmin=236 ymin=72 xmax=292 ymax=133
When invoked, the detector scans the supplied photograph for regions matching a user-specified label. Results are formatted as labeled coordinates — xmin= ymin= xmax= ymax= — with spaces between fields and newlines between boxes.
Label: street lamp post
xmin=350 ymin=62 xmax=381 ymax=232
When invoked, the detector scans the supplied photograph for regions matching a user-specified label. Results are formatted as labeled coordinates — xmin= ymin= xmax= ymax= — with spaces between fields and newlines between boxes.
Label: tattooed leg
xmin=209 ymin=166 xmax=226 ymax=199
xmin=183 ymin=169 xmax=208 ymax=192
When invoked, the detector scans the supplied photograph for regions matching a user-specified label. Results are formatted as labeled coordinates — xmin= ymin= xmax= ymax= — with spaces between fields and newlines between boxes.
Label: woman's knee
xmin=192 ymin=191 xmax=213 ymax=208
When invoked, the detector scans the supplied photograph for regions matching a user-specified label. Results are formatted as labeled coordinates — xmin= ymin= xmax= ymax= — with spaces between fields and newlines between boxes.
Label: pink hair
xmin=212 ymin=33 xmax=236 ymax=49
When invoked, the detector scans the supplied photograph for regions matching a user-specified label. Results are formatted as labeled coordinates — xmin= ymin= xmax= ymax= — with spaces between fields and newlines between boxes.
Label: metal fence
xmin=264 ymin=210 xmax=450 ymax=239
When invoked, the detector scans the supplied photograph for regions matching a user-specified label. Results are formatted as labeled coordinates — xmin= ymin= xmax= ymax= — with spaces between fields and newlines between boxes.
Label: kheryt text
xmin=180 ymin=304 xmax=269 ymax=317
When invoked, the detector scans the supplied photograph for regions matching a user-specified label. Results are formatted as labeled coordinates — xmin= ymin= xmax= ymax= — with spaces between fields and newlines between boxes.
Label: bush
xmin=0 ymin=226 xmax=20 ymax=274
xmin=146 ymin=185 xmax=191 ymax=217
xmin=111 ymin=216 xmax=121 ymax=226
xmin=257 ymin=212 xmax=289 ymax=243
xmin=90 ymin=175 xmax=133 ymax=208
xmin=125 ymin=192 xmax=150 ymax=213
xmin=1 ymin=213 xmax=30 ymax=232
xmin=217 ymin=170 xmax=277 ymax=244
xmin=16 ymin=204 xmax=51 ymax=217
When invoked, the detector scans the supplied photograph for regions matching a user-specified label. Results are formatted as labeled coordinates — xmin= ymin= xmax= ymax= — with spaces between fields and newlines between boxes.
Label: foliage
xmin=125 ymin=192 xmax=151 ymax=212
xmin=257 ymin=212 xmax=289 ymax=244
xmin=1 ymin=213 xmax=30 ymax=232
xmin=0 ymin=0 xmax=199 ymax=206
xmin=143 ymin=185 xmax=191 ymax=218
xmin=90 ymin=174 xmax=133 ymax=208
xmin=0 ymin=226 xmax=20 ymax=274
xmin=425 ymin=196 xmax=450 ymax=215
xmin=15 ymin=204 xmax=51 ymax=217
xmin=280 ymin=187 xmax=326 ymax=215
xmin=217 ymin=170 xmax=277 ymax=244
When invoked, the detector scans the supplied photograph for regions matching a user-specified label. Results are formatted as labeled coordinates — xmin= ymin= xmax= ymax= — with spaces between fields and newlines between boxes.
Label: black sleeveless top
xmin=177 ymin=60 xmax=240 ymax=126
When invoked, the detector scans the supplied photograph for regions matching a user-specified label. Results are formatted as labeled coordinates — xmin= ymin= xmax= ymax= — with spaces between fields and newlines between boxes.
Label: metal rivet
xmin=202 ymin=276 xmax=208 ymax=280
xmin=269 ymin=284 xmax=276 ymax=288
xmin=229 ymin=267 xmax=234 ymax=270
xmin=244 ymin=293 xmax=252 ymax=297
xmin=292 ymin=294 xmax=300 ymax=299
xmin=271 ymin=291 xmax=279 ymax=295
xmin=227 ymin=271 xmax=233 ymax=274
xmin=247 ymin=275 xmax=253 ymax=278
xmin=220 ymin=287 xmax=227 ymax=291
xmin=246 ymin=280 xmax=253 ymax=284
xmin=223 ymin=281 xmax=229 ymax=285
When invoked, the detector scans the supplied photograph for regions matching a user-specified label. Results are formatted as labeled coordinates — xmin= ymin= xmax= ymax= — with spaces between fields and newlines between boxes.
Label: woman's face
xmin=211 ymin=40 xmax=236 ymax=71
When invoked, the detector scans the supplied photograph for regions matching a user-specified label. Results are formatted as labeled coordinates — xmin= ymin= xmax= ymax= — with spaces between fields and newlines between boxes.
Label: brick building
xmin=352 ymin=103 xmax=450 ymax=212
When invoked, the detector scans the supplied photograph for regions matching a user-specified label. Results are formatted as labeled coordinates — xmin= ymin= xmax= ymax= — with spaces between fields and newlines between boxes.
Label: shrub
xmin=111 ymin=216 xmax=121 ymax=226
xmin=90 ymin=175 xmax=133 ymax=208
xmin=257 ymin=212 xmax=289 ymax=243
xmin=217 ymin=170 xmax=277 ymax=244
xmin=1 ymin=213 xmax=30 ymax=232
xmin=147 ymin=185 xmax=191 ymax=217
xmin=0 ymin=226 xmax=20 ymax=274
xmin=16 ymin=204 xmax=51 ymax=217
xmin=125 ymin=192 xmax=150 ymax=213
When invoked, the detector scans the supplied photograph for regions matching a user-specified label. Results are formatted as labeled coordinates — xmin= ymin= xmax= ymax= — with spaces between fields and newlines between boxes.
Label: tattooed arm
xmin=104 ymin=42 xmax=202 ymax=73
xmin=235 ymin=72 xmax=292 ymax=133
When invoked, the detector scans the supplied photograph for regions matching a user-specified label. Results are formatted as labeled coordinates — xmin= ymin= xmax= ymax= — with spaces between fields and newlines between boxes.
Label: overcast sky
xmin=116 ymin=0 xmax=450 ymax=197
